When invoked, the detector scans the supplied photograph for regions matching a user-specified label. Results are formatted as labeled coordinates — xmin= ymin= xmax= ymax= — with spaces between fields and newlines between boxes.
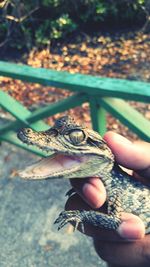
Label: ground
xmin=0 ymin=140 xmax=106 ymax=267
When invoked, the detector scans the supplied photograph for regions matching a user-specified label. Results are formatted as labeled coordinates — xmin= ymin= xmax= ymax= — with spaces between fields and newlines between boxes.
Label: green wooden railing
xmin=0 ymin=60 xmax=150 ymax=156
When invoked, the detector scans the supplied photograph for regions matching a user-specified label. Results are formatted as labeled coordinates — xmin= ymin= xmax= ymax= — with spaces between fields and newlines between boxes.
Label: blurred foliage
xmin=0 ymin=0 xmax=149 ymax=50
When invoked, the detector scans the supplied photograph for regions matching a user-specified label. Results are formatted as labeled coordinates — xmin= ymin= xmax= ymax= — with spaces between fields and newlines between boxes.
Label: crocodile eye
xmin=69 ymin=130 xmax=85 ymax=145
xmin=25 ymin=128 xmax=32 ymax=133
xmin=24 ymin=128 xmax=33 ymax=134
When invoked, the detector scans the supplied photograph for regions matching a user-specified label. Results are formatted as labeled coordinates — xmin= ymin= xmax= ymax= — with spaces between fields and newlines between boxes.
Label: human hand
xmin=66 ymin=132 xmax=150 ymax=267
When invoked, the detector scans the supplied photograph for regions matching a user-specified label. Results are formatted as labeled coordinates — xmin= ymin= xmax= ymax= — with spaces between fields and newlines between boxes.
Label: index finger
xmin=104 ymin=132 xmax=150 ymax=175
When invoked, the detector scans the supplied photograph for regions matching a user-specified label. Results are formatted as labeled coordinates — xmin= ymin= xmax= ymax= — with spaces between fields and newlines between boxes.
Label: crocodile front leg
xmin=54 ymin=190 xmax=123 ymax=232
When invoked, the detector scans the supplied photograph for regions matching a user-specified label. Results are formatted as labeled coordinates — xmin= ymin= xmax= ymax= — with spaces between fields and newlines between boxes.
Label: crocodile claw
xmin=54 ymin=210 xmax=84 ymax=232
xmin=65 ymin=188 xmax=76 ymax=197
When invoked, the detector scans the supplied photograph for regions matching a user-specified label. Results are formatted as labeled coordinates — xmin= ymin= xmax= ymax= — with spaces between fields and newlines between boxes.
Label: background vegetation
xmin=0 ymin=0 xmax=149 ymax=51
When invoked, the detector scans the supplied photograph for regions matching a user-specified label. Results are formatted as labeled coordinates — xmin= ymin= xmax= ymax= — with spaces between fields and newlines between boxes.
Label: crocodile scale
xmin=17 ymin=116 xmax=150 ymax=234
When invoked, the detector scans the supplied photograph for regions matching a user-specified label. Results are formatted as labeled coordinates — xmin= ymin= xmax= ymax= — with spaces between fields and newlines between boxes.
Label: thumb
xmin=104 ymin=132 xmax=150 ymax=176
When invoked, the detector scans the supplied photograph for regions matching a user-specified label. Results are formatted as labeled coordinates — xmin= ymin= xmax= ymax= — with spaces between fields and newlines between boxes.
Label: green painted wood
xmin=0 ymin=91 xmax=88 ymax=155
xmin=0 ymin=131 xmax=48 ymax=157
xmin=89 ymin=96 xmax=106 ymax=136
xmin=96 ymin=107 xmax=106 ymax=136
xmin=0 ymin=92 xmax=87 ymax=135
xmin=0 ymin=61 xmax=150 ymax=102
xmin=27 ymin=93 xmax=88 ymax=123
xmin=0 ymin=61 xmax=150 ymax=150
xmin=0 ymin=90 xmax=30 ymax=124
xmin=0 ymin=120 xmax=28 ymax=135
xmin=0 ymin=90 xmax=49 ymax=132
xmin=0 ymin=91 xmax=49 ymax=155
xmin=100 ymin=98 xmax=150 ymax=141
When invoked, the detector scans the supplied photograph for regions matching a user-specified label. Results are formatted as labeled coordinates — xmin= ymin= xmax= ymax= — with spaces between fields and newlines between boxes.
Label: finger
xmin=117 ymin=213 xmax=145 ymax=239
xmin=70 ymin=177 xmax=106 ymax=209
xmin=94 ymin=235 xmax=150 ymax=267
xmin=65 ymin=194 xmax=145 ymax=240
xmin=104 ymin=132 xmax=150 ymax=174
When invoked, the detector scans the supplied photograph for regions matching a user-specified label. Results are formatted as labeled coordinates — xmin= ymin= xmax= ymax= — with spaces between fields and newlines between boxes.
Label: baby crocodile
xmin=17 ymin=116 xmax=150 ymax=233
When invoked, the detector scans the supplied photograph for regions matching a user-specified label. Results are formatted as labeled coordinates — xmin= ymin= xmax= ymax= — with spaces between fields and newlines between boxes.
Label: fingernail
xmin=83 ymin=183 xmax=105 ymax=208
xmin=118 ymin=221 xmax=145 ymax=240
xmin=114 ymin=134 xmax=132 ymax=145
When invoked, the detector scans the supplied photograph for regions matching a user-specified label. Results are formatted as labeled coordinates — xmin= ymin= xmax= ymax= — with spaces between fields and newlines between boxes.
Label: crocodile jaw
xmin=18 ymin=154 xmax=90 ymax=179
xmin=17 ymin=116 xmax=114 ymax=179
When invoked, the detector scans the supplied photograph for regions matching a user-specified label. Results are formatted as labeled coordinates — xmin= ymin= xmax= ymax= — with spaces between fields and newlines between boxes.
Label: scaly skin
xmin=17 ymin=116 xmax=150 ymax=233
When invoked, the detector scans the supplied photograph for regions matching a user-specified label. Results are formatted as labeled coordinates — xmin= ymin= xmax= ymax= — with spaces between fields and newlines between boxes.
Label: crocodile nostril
xmin=17 ymin=128 xmax=32 ymax=140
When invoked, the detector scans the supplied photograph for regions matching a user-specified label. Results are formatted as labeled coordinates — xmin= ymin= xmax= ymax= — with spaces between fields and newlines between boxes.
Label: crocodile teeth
xmin=18 ymin=154 xmax=84 ymax=180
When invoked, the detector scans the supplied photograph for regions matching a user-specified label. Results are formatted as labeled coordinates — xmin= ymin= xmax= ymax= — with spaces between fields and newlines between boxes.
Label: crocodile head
xmin=17 ymin=116 xmax=114 ymax=179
